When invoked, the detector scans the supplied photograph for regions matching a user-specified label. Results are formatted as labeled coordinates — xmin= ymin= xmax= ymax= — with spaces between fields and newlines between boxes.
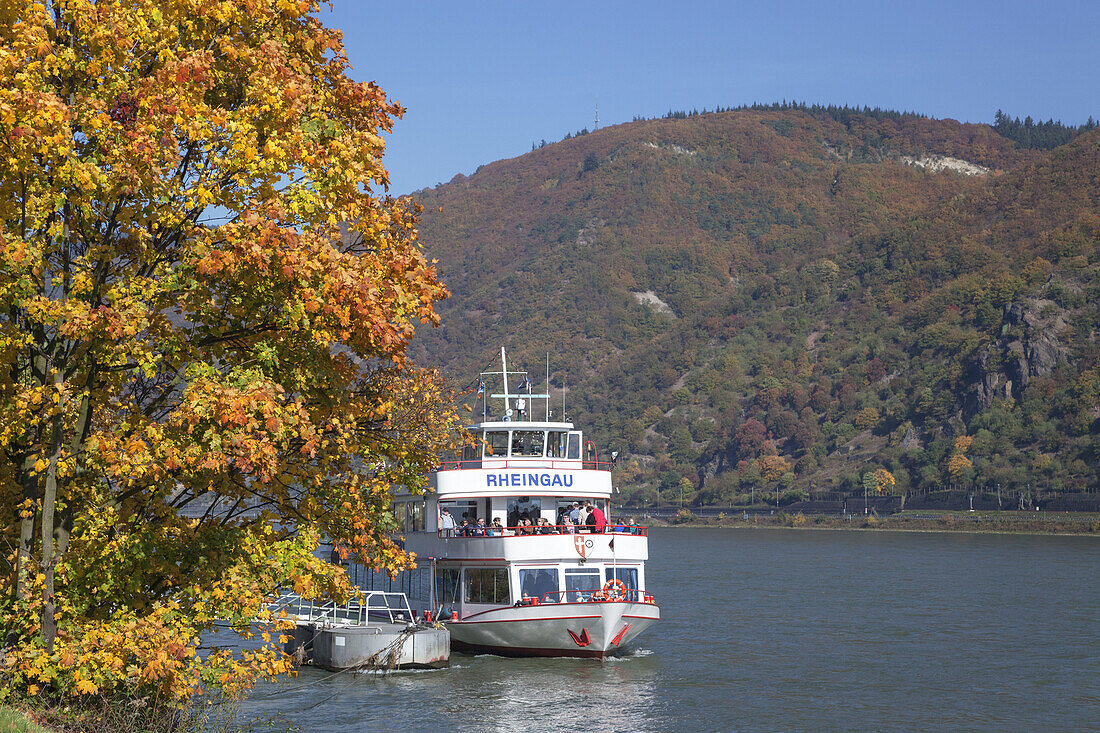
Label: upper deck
xmin=407 ymin=348 xmax=619 ymax=504
xmin=434 ymin=416 xmax=614 ymax=497
xmin=405 ymin=525 xmax=649 ymax=563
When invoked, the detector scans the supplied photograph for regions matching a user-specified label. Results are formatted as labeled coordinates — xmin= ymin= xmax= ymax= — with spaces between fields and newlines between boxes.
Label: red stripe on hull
xmin=455 ymin=614 xmax=603 ymax=624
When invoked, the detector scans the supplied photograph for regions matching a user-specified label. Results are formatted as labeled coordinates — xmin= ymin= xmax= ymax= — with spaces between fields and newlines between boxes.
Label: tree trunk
xmin=15 ymin=452 xmax=38 ymax=602
xmin=40 ymin=373 xmax=64 ymax=654
xmin=58 ymin=379 xmax=94 ymax=559
xmin=7 ymin=451 xmax=38 ymax=648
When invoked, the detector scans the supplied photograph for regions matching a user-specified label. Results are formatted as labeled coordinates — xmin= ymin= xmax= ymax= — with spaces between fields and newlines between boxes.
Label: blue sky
xmin=320 ymin=0 xmax=1099 ymax=196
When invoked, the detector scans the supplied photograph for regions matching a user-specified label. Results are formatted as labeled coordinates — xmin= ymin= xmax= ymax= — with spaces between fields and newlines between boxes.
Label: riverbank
xmin=0 ymin=706 xmax=52 ymax=733
xmin=631 ymin=510 xmax=1100 ymax=534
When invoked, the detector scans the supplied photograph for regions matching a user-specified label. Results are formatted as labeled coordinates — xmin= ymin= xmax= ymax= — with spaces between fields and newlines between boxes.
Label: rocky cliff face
xmin=964 ymin=297 xmax=1072 ymax=417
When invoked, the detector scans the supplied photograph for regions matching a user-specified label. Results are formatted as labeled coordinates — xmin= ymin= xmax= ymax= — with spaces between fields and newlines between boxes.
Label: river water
xmin=230 ymin=528 xmax=1099 ymax=731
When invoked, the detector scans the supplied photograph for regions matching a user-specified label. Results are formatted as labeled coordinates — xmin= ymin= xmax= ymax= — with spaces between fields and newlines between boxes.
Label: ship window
xmin=393 ymin=502 xmax=407 ymax=528
xmin=519 ymin=568 xmax=560 ymax=603
xmin=462 ymin=444 xmax=479 ymax=461
xmin=564 ymin=568 xmax=601 ymax=603
xmin=566 ymin=432 xmax=581 ymax=460
xmin=511 ymin=430 xmax=544 ymax=456
xmin=484 ymin=431 xmax=508 ymax=456
xmin=408 ymin=501 xmax=424 ymax=532
xmin=464 ymin=567 xmax=510 ymax=605
xmin=604 ymin=567 xmax=639 ymax=600
xmin=435 ymin=568 xmax=460 ymax=608
xmin=506 ymin=497 xmax=541 ymax=528
xmin=547 ymin=432 xmax=566 ymax=458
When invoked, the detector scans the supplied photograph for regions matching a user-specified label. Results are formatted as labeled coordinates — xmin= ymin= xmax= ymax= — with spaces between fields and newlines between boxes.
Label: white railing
xmin=268 ymin=591 xmax=414 ymax=627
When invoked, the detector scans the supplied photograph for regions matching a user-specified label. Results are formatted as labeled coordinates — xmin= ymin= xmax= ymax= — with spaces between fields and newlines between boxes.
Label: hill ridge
xmin=410 ymin=108 xmax=1099 ymax=505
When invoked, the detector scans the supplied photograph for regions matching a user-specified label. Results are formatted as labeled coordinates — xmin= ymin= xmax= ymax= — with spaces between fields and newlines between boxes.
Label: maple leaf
xmin=76 ymin=678 xmax=99 ymax=695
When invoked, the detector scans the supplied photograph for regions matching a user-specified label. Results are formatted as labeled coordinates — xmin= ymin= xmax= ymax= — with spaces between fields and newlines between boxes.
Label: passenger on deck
xmin=586 ymin=500 xmax=607 ymax=533
xmin=471 ymin=517 xmax=488 ymax=536
xmin=562 ymin=515 xmax=576 ymax=534
xmin=537 ymin=518 xmax=555 ymax=535
xmin=575 ymin=504 xmax=588 ymax=532
xmin=490 ymin=518 xmax=504 ymax=536
xmin=595 ymin=509 xmax=607 ymax=533
xmin=627 ymin=517 xmax=638 ymax=534
xmin=457 ymin=519 xmax=471 ymax=536
xmin=439 ymin=508 xmax=455 ymax=537
xmin=568 ymin=502 xmax=581 ymax=526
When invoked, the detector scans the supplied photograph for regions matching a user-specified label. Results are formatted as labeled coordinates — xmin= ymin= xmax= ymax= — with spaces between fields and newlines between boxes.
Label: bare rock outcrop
xmin=963 ymin=298 xmax=1071 ymax=417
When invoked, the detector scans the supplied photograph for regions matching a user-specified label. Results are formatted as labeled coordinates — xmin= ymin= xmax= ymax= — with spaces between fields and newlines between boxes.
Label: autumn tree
xmin=854 ymin=406 xmax=881 ymax=430
xmin=947 ymin=436 xmax=975 ymax=483
xmin=757 ymin=455 xmax=790 ymax=483
xmin=0 ymin=0 xmax=460 ymax=708
xmin=734 ymin=418 xmax=767 ymax=458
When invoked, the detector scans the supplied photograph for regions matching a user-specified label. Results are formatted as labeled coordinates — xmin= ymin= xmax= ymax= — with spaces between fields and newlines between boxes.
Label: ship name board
xmin=486 ymin=472 xmax=574 ymax=488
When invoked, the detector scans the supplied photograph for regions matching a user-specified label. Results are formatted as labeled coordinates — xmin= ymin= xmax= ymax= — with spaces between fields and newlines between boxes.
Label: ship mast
xmin=500 ymin=346 xmax=510 ymax=419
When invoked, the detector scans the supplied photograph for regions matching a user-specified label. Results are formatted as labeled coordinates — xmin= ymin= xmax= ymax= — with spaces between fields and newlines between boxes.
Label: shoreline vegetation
xmin=628 ymin=510 xmax=1100 ymax=535
xmin=0 ymin=706 xmax=51 ymax=733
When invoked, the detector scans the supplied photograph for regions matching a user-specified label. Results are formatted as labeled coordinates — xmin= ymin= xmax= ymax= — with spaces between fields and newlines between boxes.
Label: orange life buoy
xmin=602 ymin=578 xmax=627 ymax=601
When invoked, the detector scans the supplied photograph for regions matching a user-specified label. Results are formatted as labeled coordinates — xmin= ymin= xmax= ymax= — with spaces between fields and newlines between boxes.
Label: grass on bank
xmin=0 ymin=695 xmax=243 ymax=733
xmin=0 ymin=707 xmax=52 ymax=733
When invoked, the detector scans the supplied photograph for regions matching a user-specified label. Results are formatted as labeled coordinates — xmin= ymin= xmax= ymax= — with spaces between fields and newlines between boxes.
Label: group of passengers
xmin=439 ymin=502 xmax=639 ymax=537
xmin=440 ymin=512 xmax=508 ymax=537
xmin=555 ymin=501 xmax=606 ymax=533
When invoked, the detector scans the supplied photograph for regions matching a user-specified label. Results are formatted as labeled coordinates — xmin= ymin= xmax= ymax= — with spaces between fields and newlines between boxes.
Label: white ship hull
xmin=448 ymin=600 xmax=660 ymax=658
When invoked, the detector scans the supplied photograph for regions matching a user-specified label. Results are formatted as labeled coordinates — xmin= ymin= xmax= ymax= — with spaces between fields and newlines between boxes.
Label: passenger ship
xmin=392 ymin=349 xmax=660 ymax=658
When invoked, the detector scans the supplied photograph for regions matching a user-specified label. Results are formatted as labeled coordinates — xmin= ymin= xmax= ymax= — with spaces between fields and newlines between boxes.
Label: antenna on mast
xmin=595 ymin=101 xmax=600 ymax=130
xmin=500 ymin=346 xmax=510 ymax=420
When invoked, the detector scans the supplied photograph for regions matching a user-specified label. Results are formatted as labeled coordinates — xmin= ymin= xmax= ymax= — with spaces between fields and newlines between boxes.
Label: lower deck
xmin=434 ymin=557 xmax=652 ymax=621
xmin=341 ymin=544 xmax=655 ymax=622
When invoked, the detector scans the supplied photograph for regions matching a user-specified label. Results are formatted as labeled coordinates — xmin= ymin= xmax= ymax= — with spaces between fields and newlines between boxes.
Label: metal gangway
xmin=268 ymin=591 xmax=415 ymax=628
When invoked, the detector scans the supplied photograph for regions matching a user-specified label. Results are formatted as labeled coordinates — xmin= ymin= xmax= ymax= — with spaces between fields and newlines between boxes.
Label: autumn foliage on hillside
xmin=0 ymin=0 xmax=459 ymax=711
xmin=412 ymin=107 xmax=1099 ymax=505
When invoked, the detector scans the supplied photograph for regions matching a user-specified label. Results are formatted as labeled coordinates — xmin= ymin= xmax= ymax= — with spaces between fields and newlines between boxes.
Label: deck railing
xmin=436 ymin=458 xmax=613 ymax=472
xmin=512 ymin=588 xmax=657 ymax=605
xmin=437 ymin=523 xmax=647 ymax=538
xmin=268 ymin=591 xmax=415 ymax=627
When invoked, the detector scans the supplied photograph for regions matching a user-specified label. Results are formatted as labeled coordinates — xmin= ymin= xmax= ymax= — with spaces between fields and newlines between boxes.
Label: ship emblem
xmin=567 ymin=628 xmax=592 ymax=647
xmin=573 ymin=535 xmax=592 ymax=558
xmin=610 ymin=624 xmax=633 ymax=647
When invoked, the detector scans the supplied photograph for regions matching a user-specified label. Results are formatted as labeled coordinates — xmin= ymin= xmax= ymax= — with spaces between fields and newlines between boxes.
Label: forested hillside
xmin=407 ymin=107 xmax=1100 ymax=506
